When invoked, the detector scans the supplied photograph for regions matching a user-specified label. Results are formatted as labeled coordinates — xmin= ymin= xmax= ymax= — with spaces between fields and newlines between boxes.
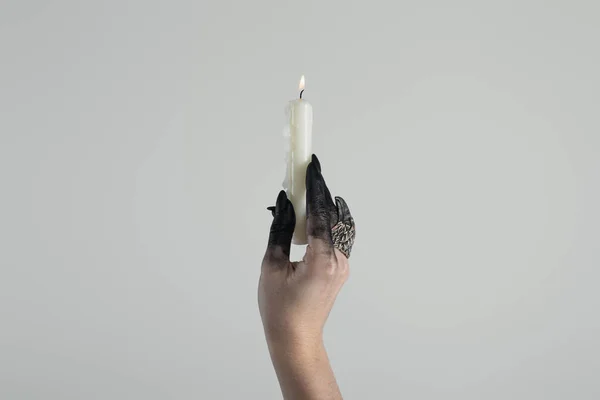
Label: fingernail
xmin=335 ymin=196 xmax=352 ymax=222
xmin=312 ymin=154 xmax=321 ymax=172
xmin=276 ymin=190 xmax=287 ymax=213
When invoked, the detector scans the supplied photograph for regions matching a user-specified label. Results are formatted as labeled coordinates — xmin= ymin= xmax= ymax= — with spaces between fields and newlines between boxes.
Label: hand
xmin=259 ymin=154 xmax=353 ymax=345
xmin=258 ymin=154 xmax=354 ymax=400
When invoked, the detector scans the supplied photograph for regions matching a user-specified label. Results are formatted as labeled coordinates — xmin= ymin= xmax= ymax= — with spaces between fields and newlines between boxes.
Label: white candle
xmin=283 ymin=75 xmax=313 ymax=245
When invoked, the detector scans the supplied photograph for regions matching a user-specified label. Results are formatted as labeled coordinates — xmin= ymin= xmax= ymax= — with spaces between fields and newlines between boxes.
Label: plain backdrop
xmin=1 ymin=1 xmax=599 ymax=399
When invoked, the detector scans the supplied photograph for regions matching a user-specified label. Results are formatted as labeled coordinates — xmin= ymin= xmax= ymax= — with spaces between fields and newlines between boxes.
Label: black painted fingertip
xmin=305 ymin=158 xmax=333 ymax=243
xmin=305 ymin=158 xmax=321 ymax=214
xmin=335 ymin=196 xmax=353 ymax=223
xmin=308 ymin=155 xmax=337 ymax=228
xmin=267 ymin=195 xmax=296 ymax=258
xmin=312 ymin=154 xmax=321 ymax=172
xmin=275 ymin=190 xmax=287 ymax=213
xmin=284 ymin=199 xmax=296 ymax=227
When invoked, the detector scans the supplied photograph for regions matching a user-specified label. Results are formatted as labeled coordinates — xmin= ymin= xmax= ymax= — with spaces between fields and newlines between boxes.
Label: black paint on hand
xmin=267 ymin=154 xmax=355 ymax=258
xmin=266 ymin=190 xmax=295 ymax=259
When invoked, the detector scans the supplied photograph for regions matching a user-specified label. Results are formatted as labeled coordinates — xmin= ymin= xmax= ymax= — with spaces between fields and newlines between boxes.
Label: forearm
xmin=268 ymin=338 xmax=342 ymax=400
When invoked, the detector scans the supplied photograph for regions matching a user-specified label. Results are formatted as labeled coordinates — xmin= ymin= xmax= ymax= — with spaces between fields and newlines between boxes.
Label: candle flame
xmin=299 ymin=75 xmax=305 ymax=91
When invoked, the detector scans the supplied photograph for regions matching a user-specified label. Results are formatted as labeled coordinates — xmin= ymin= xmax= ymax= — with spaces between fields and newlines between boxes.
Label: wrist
xmin=267 ymin=329 xmax=324 ymax=358
xmin=267 ymin=336 xmax=341 ymax=400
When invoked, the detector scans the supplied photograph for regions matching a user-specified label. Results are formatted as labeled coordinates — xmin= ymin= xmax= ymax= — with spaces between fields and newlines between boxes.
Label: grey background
xmin=1 ymin=0 xmax=599 ymax=399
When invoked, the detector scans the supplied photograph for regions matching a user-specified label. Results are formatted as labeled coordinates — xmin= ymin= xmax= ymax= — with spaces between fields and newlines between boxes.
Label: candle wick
xmin=299 ymin=89 xmax=304 ymax=99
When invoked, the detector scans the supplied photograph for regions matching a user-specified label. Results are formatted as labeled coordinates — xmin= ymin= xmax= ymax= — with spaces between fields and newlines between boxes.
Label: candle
xmin=283 ymin=75 xmax=313 ymax=245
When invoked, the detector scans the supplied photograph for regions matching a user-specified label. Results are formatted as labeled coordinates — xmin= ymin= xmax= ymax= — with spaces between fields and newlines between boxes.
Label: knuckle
xmin=315 ymin=253 xmax=339 ymax=277
xmin=338 ymin=259 xmax=350 ymax=280
xmin=322 ymin=255 xmax=349 ymax=280
xmin=262 ymin=249 xmax=288 ymax=270
xmin=323 ymin=259 xmax=337 ymax=276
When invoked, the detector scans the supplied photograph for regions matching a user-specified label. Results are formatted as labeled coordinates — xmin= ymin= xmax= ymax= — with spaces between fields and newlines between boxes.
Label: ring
xmin=331 ymin=218 xmax=355 ymax=259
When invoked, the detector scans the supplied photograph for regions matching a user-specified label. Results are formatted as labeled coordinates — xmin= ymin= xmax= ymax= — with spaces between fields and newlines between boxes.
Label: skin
xmin=259 ymin=154 xmax=351 ymax=400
